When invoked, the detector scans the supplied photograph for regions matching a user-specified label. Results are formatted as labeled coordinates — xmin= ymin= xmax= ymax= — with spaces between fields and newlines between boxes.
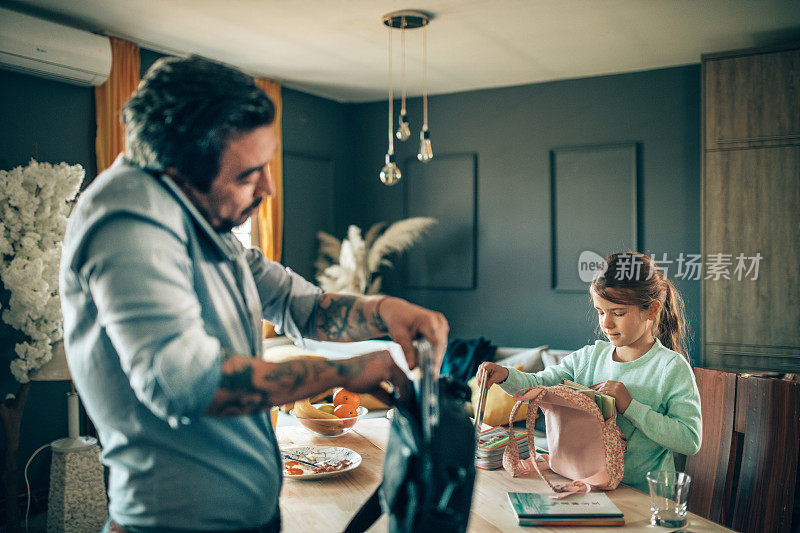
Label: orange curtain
xmin=94 ymin=38 xmax=140 ymax=177
xmin=253 ymin=79 xmax=283 ymax=338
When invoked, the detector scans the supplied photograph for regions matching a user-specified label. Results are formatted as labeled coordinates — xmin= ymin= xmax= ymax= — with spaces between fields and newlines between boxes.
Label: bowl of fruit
xmin=291 ymin=389 xmax=367 ymax=437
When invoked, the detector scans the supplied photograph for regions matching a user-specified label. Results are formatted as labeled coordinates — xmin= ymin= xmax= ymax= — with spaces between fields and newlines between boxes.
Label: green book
xmin=560 ymin=379 xmax=616 ymax=420
xmin=507 ymin=491 xmax=624 ymax=525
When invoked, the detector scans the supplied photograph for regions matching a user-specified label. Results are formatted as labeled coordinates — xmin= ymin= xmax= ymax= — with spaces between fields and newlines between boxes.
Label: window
xmin=233 ymin=217 xmax=253 ymax=248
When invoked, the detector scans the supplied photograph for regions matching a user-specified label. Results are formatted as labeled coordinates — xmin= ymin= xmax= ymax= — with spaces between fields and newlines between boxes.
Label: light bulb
xmin=396 ymin=112 xmax=411 ymax=141
xmin=417 ymin=129 xmax=433 ymax=162
xmin=380 ymin=154 xmax=402 ymax=186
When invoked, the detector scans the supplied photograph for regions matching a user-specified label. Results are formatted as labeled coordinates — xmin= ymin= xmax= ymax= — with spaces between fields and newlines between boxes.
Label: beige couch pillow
xmin=467 ymin=367 xmax=528 ymax=427
xmin=493 ymin=345 xmax=547 ymax=372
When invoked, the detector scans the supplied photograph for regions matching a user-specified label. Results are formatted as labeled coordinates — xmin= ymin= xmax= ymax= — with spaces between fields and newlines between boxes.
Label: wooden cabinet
xmin=704 ymin=47 xmax=800 ymax=149
xmin=702 ymin=44 xmax=800 ymax=372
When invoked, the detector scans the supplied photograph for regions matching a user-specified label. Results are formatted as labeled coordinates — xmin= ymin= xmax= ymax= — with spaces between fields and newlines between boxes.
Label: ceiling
xmin=7 ymin=0 xmax=800 ymax=102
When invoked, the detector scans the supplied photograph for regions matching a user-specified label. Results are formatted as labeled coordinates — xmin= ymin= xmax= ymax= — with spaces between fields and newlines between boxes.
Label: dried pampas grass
xmin=315 ymin=217 xmax=437 ymax=294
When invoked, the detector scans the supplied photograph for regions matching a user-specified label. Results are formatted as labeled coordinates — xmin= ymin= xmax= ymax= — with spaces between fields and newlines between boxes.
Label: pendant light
xmin=380 ymin=10 xmax=432 ymax=185
xmin=417 ymin=23 xmax=433 ymax=163
xmin=395 ymin=21 xmax=411 ymax=142
xmin=379 ymin=23 xmax=401 ymax=186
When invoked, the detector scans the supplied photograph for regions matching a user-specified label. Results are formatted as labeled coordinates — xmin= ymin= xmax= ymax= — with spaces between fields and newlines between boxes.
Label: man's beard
xmin=218 ymin=198 xmax=262 ymax=233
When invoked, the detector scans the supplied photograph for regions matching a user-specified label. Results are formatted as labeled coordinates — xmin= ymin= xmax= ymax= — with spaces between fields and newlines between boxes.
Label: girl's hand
xmin=476 ymin=362 xmax=509 ymax=388
xmin=590 ymin=380 xmax=632 ymax=413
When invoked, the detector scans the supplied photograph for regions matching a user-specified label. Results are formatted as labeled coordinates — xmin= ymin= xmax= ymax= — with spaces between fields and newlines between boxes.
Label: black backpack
xmin=344 ymin=340 xmax=476 ymax=533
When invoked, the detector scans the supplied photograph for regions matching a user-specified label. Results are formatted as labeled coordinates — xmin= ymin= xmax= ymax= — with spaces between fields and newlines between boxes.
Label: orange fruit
xmin=333 ymin=404 xmax=358 ymax=427
xmin=333 ymin=389 xmax=360 ymax=409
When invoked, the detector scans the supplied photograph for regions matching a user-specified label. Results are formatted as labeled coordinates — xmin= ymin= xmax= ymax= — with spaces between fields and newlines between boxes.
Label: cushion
xmin=467 ymin=367 xmax=528 ymax=427
xmin=541 ymin=348 xmax=573 ymax=368
xmin=493 ymin=345 xmax=548 ymax=373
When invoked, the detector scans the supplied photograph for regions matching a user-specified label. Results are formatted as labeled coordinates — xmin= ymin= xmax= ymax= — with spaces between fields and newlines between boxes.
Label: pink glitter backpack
xmin=502 ymin=385 xmax=626 ymax=498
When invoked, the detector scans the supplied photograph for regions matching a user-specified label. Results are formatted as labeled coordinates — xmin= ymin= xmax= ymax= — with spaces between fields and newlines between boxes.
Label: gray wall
xmin=343 ymin=65 xmax=702 ymax=361
xmin=280 ymin=88 xmax=353 ymax=281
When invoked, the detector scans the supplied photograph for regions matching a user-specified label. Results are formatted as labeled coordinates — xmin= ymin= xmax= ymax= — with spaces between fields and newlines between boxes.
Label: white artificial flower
xmin=315 ymin=218 xmax=437 ymax=295
xmin=0 ymin=160 xmax=83 ymax=382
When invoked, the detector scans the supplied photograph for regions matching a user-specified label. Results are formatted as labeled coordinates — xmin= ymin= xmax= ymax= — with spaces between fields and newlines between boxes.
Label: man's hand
xmin=476 ymin=361 xmax=510 ymax=388
xmin=377 ymin=297 xmax=448 ymax=373
xmin=590 ymin=380 xmax=632 ymax=413
xmin=339 ymin=350 xmax=410 ymax=394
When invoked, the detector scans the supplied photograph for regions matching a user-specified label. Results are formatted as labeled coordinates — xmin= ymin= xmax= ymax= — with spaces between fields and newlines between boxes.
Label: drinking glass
xmin=647 ymin=470 xmax=691 ymax=527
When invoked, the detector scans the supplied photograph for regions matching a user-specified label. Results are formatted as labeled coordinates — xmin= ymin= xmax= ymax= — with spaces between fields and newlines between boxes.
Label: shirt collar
xmin=134 ymin=161 xmax=241 ymax=263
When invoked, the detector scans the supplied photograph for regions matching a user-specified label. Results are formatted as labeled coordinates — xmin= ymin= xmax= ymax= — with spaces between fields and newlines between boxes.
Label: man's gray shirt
xmin=59 ymin=156 xmax=321 ymax=529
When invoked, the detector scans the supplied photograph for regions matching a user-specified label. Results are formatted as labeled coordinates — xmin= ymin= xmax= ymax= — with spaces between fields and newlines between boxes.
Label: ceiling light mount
xmin=379 ymin=10 xmax=434 ymax=186
xmin=382 ymin=10 xmax=431 ymax=30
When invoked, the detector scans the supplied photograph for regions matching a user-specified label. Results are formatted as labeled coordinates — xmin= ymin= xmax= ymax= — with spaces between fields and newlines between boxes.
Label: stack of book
xmin=475 ymin=426 xmax=531 ymax=470
xmin=507 ymin=491 xmax=625 ymax=526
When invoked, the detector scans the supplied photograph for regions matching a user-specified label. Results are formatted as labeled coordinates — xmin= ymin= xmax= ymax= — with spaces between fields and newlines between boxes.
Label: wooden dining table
xmin=277 ymin=418 xmax=731 ymax=532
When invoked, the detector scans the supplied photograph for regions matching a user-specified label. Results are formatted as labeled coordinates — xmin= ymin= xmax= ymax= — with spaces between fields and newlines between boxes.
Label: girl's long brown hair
xmin=591 ymin=251 xmax=689 ymax=361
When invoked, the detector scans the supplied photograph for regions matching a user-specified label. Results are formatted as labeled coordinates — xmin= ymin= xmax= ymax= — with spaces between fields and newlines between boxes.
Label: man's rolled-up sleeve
xmin=79 ymin=215 xmax=223 ymax=426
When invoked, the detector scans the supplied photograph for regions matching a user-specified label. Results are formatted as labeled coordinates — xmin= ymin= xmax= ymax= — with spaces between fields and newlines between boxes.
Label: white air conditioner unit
xmin=0 ymin=7 xmax=111 ymax=86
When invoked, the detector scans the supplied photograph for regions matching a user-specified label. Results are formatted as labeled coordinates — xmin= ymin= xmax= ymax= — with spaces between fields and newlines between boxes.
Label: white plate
xmin=281 ymin=445 xmax=362 ymax=480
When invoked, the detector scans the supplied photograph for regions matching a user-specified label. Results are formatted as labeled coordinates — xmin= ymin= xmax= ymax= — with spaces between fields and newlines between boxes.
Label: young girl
xmin=478 ymin=251 xmax=702 ymax=492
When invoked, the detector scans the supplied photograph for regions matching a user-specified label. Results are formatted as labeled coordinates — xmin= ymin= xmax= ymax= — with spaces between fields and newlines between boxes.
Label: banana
xmin=293 ymin=399 xmax=339 ymax=420
xmin=293 ymin=399 xmax=345 ymax=436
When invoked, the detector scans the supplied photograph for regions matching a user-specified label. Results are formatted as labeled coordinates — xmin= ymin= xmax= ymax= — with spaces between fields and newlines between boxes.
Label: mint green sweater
xmin=498 ymin=339 xmax=702 ymax=492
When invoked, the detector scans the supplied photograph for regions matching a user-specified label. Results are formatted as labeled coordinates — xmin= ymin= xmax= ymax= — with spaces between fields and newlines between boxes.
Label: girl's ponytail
xmin=656 ymin=280 xmax=688 ymax=361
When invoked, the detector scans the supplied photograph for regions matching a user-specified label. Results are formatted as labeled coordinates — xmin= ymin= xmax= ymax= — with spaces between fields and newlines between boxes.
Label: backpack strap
xmin=501 ymin=387 xmax=561 ymax=490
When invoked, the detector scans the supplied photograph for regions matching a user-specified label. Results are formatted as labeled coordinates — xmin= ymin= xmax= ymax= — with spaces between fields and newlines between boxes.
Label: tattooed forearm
xmin=325 ymin=359 xmax=361 ymax=378
xmin=206 ymin=353 xmax=373 ymax=417
xmin=370 ymin=298 xmax=388 ymax=331
xmin=315 ymin=294 xmax=388 ymax=342
xmin=218 ymin=359 xmax=255 ymax=391
xmin=208 ymin=356 xmax=273 ymax=417
xmin=316 ymin=294 xmax=356 ymax=340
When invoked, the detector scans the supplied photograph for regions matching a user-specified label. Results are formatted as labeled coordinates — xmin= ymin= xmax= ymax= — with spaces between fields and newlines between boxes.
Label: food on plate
xmin=283 ymin=460 xmax=304 ymax=476
xmin=283 ymin=458 xmax=353 ymax=476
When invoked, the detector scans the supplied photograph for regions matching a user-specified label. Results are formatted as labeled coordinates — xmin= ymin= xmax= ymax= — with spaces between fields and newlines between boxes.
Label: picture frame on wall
xmin=550 ymin=143 xmax=639 ymax=292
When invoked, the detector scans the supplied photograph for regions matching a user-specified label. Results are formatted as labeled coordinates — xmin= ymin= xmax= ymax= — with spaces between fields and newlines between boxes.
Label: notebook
xmin=560 ymin=379 xmax=616 ymax=420
xmin=474 ymin=426 xmax=530 ymax=470
xmin=507 ymin=491 xmax=625 ymax=526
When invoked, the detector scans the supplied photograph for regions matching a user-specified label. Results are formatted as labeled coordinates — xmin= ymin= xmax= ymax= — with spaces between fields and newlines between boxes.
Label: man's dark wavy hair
xmin=122 ymin=55 xmax=275 ymax=192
